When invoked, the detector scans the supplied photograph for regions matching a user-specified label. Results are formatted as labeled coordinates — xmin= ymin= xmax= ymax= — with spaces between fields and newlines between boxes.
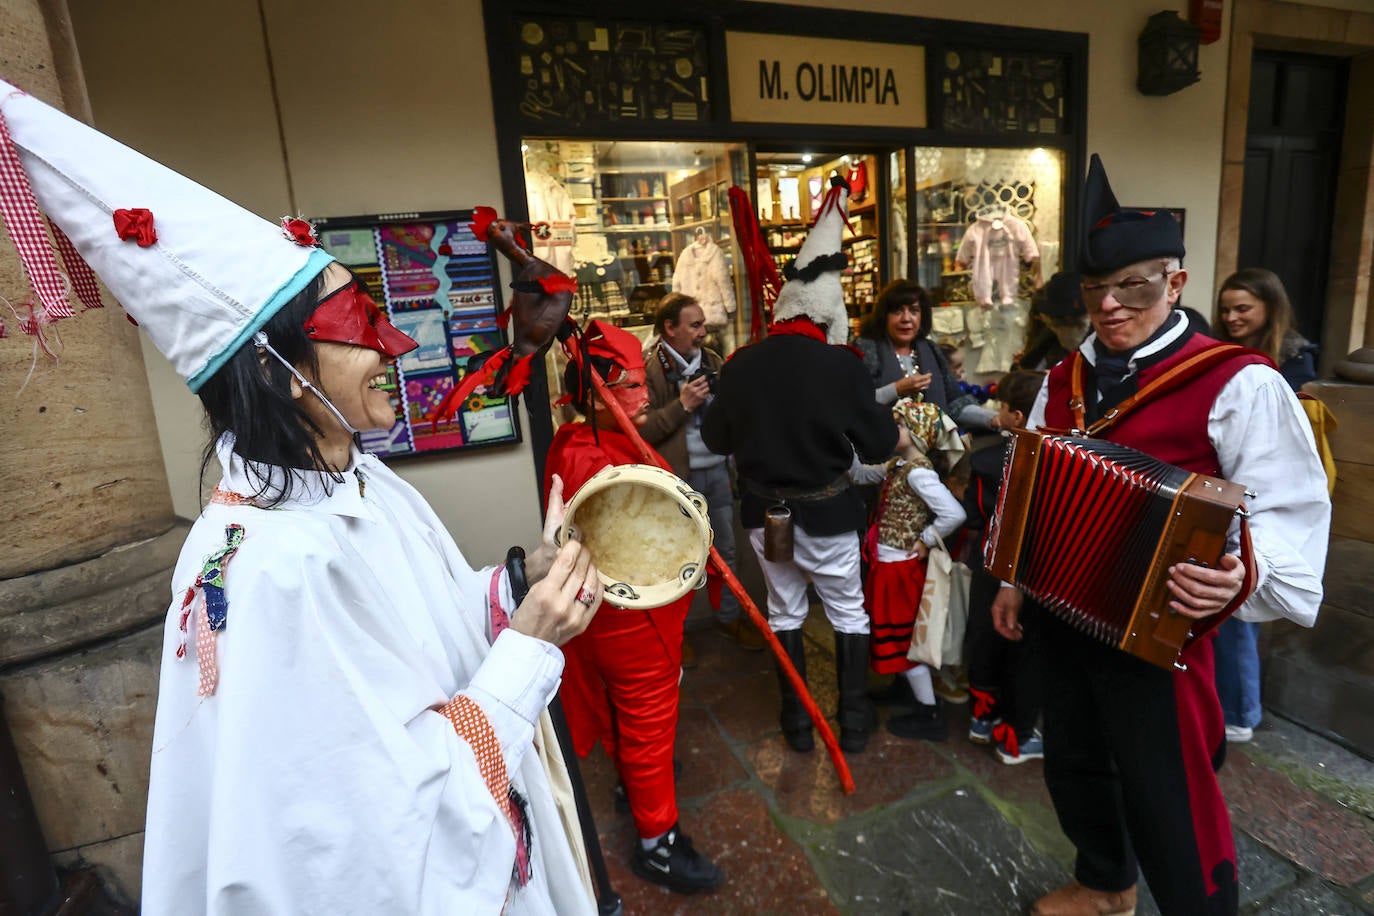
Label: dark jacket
xmin=1278 ymin=331 xmax=1318 ymax=392
xmin=853 ymin=335 xmax=978 ymax=423
xmin=702 ymin=333 xmax=897 ymax=535
xmin=640 ymin=340 xmax=725 ymax=477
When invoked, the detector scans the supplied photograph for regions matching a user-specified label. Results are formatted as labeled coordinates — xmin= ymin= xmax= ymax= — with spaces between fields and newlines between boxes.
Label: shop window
xmin=756 ymin=151 xmax=883 ymax=340
xmin=913 ymin=145 xmax=1065 ymax=382
xmin=521 ymin=138 xmax=747 ymax=425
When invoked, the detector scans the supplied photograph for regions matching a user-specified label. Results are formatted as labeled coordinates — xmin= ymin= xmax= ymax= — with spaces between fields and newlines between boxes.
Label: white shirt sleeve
xmin=906 ymin=466 xmax=968 ymax=544
xmin=1209 ymin=363 xmax=1331 ymax=625
xmin=1027 ymin=376 xmax=1051 ymax=431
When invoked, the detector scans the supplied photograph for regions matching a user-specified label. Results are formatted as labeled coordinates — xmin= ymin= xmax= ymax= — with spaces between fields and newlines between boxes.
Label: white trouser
xmin=747 ymin=527 xmax=868 ymax=635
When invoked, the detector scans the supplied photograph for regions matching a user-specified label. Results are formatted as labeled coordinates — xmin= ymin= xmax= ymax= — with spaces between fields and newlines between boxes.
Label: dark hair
xmin=195 ymin=269 xmax=344 ymax=507
xmin=996 ymin=369 xmax=1045 ymax=418
xmin=1214 ymin=268 xmax=1294 ymax=364
xmin=561 ymin=354 xmax=618 ymax=415
xmin=859 ymin=280 xmax=932 ymax=341
xmin=654 ymin=292 xmax=701 ymax=336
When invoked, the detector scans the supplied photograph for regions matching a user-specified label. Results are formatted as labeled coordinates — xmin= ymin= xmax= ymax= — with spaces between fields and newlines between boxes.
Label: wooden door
xmin=1238 ymin=51 xmax=1347 ymax=344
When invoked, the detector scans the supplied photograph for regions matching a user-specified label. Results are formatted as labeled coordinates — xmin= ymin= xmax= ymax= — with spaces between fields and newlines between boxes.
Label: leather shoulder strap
xmin=1083 ymin=343 xmax=1251 ymax=437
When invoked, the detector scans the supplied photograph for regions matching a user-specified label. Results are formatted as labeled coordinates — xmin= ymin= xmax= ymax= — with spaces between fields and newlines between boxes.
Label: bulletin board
xmin=312 ymin=210 xmax=522 ymax=459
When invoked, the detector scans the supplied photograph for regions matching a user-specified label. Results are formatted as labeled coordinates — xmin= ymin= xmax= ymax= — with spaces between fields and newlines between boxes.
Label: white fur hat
xmin=771 ymin=178 xmax=850 ymax=345
xmin=0 ymin=79 xmax=334 ymax=391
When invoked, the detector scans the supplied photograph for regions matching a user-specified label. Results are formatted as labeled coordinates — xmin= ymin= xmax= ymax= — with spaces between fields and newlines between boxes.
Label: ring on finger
xmin=575 ymin=586 xmax=596 ymax=608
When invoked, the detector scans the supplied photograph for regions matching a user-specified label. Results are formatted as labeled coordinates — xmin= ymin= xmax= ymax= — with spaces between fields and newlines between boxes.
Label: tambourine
xmin=556 ymin=464 xmax=714 ymax=609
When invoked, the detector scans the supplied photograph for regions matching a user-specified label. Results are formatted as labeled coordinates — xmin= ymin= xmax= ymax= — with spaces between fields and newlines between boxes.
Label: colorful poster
xmin=312 ymin=210 xmax=521 ymax=458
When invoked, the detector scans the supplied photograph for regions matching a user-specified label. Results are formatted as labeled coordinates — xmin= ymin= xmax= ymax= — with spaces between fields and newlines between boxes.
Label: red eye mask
xmin=304 ymin=282 xmax=418 ymax=357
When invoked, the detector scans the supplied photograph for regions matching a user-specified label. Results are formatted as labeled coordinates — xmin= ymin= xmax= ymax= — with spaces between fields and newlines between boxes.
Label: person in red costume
xmin=543 ymin=320 xmax=725 ymax=896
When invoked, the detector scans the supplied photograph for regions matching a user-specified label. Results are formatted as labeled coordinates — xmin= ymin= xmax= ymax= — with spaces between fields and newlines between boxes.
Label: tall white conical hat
xmin=0 ymin=79 xmax=334 ymax=391
xmin=771 ymin=177 xmax=851 ymax=345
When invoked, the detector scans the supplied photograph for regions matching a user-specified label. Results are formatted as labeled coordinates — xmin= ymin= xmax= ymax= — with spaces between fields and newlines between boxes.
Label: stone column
xmin=0 ymin=0 xmax=181 ymax=905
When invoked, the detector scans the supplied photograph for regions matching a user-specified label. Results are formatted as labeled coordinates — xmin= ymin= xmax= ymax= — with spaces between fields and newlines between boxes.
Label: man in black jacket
xmin=702 ymin=179 xmax=896 ymax=754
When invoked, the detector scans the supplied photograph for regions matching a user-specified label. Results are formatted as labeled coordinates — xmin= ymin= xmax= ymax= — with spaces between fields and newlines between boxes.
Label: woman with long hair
xmin=1214 ymin=267 xmax=1318 ymax=391
xmin=1210 ymin=268 xmax=1317 ymax=744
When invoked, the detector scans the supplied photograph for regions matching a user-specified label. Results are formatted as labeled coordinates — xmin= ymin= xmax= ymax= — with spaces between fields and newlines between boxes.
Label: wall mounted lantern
xmin=1137 ymin=10 xmax=1202 ymax=96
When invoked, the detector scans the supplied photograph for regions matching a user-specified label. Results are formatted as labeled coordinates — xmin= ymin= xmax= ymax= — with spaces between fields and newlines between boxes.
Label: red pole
xmin=584 ymin=368 xmax=856 ymax=795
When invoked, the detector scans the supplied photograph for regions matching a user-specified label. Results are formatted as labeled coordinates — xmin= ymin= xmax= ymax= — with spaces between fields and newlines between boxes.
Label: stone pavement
xmin=575 ymin=612 xmax=1374 ymax=915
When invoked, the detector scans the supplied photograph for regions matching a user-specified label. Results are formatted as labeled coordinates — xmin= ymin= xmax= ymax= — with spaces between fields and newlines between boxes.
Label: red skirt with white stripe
xmin=864 ymin=555 xmax=928 ymax=674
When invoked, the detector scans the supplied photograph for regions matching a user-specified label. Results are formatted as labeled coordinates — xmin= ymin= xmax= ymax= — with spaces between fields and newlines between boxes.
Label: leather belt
xmin=742 ymin=472 xmax=851 ymax=503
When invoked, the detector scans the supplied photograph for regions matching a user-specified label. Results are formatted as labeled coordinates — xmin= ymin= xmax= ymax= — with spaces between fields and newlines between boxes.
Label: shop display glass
xmin=755 ymin=151 xmax=884 ymax=339
xmin=521 ymin=138 xmax=747 ymax=423
xmin=912 ymin=145 xmax=1065 ymax=382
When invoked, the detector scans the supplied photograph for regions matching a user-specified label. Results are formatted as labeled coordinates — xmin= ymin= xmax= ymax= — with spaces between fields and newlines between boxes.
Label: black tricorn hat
xmin=1038 ymin=270 xmax=1084 ymax=319
xmin=1080 ymin=154 xmax=1185 ymax=276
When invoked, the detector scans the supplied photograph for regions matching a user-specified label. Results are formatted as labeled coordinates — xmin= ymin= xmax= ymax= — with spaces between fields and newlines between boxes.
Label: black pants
xmin=964 ymin=564 xmax=1043 ymax=738
xmin=1041 ymin=613 xmax=1238 ymax=915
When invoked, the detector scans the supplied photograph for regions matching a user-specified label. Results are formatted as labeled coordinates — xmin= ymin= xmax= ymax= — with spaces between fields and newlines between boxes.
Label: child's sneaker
xmin=997 ymin=729 xmax=1044 ymax=765
xmin=968 ymin=715 xmax=1001 ymax=746
xmin=631 ymin=824 xmax=724 ymax=894
xmin=932 ymin=668 xmax=969 ymax=704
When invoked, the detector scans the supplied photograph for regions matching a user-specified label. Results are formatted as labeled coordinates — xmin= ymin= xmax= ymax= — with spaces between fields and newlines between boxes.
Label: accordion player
xmin=984 ymin=428 xmax=1252 ymax=670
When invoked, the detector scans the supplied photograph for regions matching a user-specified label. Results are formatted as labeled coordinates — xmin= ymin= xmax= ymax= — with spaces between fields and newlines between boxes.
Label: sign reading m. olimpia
xmin=726 ymin=32 xmax=926 ymax=128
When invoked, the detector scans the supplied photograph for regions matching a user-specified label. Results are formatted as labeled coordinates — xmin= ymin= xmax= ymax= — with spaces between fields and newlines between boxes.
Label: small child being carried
xmin=854 ymin=398 xmax=968 ymax=740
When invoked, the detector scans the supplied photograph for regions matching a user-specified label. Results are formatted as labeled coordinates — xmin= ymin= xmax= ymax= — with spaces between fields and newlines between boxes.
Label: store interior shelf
xmin=842 ymin=233 xmax=877 ymax=244
xmin=601 ymin=196 xmax=669 ymax=203
xmin=603 ymin=225 xmax=672 ymax=233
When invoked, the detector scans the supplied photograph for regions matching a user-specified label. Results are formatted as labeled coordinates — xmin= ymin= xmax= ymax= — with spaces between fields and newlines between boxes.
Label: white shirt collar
xmin=215 ymin=433 xmax=374 ymax=519
xmin=1078 ymin=309 xmax=1189 ymax=374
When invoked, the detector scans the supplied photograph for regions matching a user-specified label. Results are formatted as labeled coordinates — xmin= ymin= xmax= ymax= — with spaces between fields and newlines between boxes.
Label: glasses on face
xmin=1080 ymin=270 xmax=1171 ymax=310
xmin=887 ymin=303 xmax=922 ymax=317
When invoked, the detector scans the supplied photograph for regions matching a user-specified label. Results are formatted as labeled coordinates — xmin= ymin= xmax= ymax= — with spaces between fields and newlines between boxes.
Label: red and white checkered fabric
xmin=49 ymin=219 xmax=103 ymax=311
xmin=0 ymin=103 xmax=74 ymax=337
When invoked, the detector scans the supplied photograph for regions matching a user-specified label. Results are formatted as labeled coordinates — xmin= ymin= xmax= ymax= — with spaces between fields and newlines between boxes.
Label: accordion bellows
xmin=985 ymin=429 xmax=1249 ymax=670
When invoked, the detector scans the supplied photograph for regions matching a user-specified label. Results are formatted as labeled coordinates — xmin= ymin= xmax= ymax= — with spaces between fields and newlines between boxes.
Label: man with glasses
xmin=993 ymin=155 xmax=1329 ymax=916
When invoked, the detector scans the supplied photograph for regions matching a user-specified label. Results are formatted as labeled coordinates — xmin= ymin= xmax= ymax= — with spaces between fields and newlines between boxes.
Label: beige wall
xmin=66 ymin=0 xmax=1244 ymax=554
xmin=68 ymin=0 xmax=543 ymax=565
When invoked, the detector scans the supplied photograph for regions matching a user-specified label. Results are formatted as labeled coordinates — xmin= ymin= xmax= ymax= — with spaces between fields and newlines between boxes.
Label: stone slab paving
xmin=802 ymin=789 xmax=1065 ymax=915
xmin=577 ymin=616 xmax=1374 ymax=914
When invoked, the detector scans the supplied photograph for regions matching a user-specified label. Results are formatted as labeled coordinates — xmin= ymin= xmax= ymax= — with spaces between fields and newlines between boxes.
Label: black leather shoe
xmin=631 ymin=824 xmax=725 ymax=894
xmin=887 ymin=701 xmax=948 ymax=742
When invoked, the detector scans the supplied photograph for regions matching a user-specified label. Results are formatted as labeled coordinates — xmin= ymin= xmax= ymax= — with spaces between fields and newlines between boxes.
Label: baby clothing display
xmin=673 ymin=231 xmax=736 ymax=327
xmin=956 ymin=212 xmax=1039 ymax=306
xmin=524 ymin=167 xmax=577 ymax=274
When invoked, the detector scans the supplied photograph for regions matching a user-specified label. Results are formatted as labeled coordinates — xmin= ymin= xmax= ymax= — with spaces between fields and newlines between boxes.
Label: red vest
xmin=1044 ymin=335 xmax=1272 ymax=475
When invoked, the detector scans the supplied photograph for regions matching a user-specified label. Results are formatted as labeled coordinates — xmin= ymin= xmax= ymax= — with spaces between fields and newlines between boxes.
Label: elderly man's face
xmin=1080 ymin=259 xmax=1186 ymax=352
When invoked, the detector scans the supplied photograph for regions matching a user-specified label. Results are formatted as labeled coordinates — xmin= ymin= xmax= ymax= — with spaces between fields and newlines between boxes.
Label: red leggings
xmin=559 ymin=598 xmax=690 ymax=839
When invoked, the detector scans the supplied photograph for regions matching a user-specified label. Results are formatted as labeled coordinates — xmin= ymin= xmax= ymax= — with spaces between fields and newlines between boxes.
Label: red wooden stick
xmin=584 ymin=367 xmax=857 ymax=794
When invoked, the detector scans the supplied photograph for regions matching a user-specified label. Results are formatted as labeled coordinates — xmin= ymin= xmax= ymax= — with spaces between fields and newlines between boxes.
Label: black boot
xmin=835 ymin=632 xmax=876 ymax=754
xmin=887 ymin=699 xmax=948 ymax=741
xmin=774 ymin=629 xmax=814 ymax=752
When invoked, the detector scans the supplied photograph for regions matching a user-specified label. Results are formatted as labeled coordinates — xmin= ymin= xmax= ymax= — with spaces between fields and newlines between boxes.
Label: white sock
xmin=903 ymin=665 xmax=937 ymax=705
xmin=641 ymin=832 xmax=667 ymax=850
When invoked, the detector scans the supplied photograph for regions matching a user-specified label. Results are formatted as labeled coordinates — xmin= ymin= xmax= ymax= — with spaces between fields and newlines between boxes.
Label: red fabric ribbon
xmin=992 ymin=722 xmax=1019 ymax=758
xmin=536 ymin=273 xmax=577 ymax=295
xmin=113 ymin=208 xmax=158 ymax=247
xmin=968 ymin=687 xmax=996 ymax=720
xmin=469 ymin=206 xmax=499 ymax=242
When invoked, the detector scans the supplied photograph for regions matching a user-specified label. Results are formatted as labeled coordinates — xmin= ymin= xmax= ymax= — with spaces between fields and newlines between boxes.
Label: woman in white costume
xmin=0 ymin=76 xmax=601 ymax=915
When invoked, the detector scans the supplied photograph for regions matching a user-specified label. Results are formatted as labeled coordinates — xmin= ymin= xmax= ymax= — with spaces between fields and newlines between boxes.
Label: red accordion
xmin=984 ymin=429 xmax=1250 ymax=670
